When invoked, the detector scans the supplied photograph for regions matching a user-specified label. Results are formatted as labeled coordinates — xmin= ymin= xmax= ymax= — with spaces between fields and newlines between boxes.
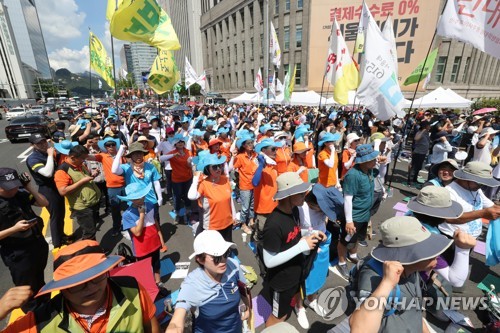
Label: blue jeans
xmin=239 ymin=189 xmax=255 ymax=224
xmin=172 ymin=180 xmax=192 ymax=213
xmin=108 ymin=187 xmax=125 ymax=232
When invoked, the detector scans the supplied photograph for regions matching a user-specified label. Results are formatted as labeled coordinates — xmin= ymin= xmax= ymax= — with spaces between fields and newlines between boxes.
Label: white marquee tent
xmin=411 ymin=87 xmax=473 ymax=108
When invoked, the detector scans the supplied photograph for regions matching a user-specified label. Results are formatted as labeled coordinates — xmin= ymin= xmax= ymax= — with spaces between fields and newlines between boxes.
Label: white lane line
xmin=17 ymin=147 xmax=33 ymax=163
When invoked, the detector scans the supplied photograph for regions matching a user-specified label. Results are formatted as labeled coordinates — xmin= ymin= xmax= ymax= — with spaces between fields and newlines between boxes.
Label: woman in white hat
xmin=341 ymin=132 xmax=360 ymax=179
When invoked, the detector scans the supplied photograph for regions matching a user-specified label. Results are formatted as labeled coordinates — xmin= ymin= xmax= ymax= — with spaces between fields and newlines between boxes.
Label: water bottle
xmin=387 ymin=186 xmax=394 ymax=198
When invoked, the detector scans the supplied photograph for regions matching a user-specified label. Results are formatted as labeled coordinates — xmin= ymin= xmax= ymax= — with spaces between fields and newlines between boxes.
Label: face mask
xmin=342 ymin=120 xmax=347 ymax=127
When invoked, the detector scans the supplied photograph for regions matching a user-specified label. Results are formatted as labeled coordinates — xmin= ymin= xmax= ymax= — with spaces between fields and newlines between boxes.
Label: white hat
xmin=346 ymin=133 xmax=361 ymax=145
xmin=188 ymin=230 xmax=236 ymax=260
xmin=479 ymin=127 xmax=499 ymax=138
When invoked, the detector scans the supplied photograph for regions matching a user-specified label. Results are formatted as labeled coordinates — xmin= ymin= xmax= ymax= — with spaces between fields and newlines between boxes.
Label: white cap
xmin=346 ymin=132 xmax=361 ymax=145
xmin=188 ymin=230 xmax=236 ymax=260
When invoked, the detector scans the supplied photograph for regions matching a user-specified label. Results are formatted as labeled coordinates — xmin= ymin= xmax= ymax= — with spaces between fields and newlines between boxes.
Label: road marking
xmin=17 ymin=147 xmax=33 ymax=163
xmin=0 ymin=139 xmax=9 ymax=144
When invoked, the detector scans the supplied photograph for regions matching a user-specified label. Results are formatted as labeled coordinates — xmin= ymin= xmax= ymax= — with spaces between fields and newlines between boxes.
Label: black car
xmin=5 ymin=116 xmax=56 ymax=142
xmin=57 ymin=107 xmax=74 ymax=120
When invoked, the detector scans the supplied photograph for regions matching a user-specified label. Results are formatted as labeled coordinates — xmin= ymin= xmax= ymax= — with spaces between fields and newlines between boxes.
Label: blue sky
xmin=38 ymin=0 xmax=124 ymax=73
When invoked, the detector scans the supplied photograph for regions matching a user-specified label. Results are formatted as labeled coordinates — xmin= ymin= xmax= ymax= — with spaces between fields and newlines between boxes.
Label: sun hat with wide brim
xmin=346 ymin=132 xmax=361 ymax=145
xmin=37 ymin=240 xmax=124 ymax=297
xmin=274 ymin=172 xmax=312 ymax=200
xmin=217 ymin=127 xmax=230 ymax=135
xmin=98 ymin=137 xmax=121 ymax=152
xmin=259 ymin=123 xmax=273 ymax=134
xmin=236 ymin=135 xmax=254 ymax=149
xmin=197 ymin=153 xmax=227 ymax=172
xmin=430 ymin=159 xmax=459 ymax=177
xmin=407 ymin=186 xmax=463 ymax=219
xmin=117 ymin=182 xmax=152 ymax=201
xmin=188 ymin=230 xmax=237 ymax=260
xmin=312 ymin=184 xmax=344 ymax=222
xmin=292 ymin=141 xmax=311 ymax=154
xmin=54 ymin=140 xmax=78 ymax=155
xmin=355 ymin=144 xmax=379 ymax=164
xmin=371 ymin=216 xmax=453 ymax=265
xmin=172 ymin=133 xmax=188 ymax=145
xmin=192 ymin=150 xmax=212 ymax=171
xmin=479 ymin=127 xmax=499 ymax=138
xmin=255 ymin=138 xmax=284 ymax=153
xmin=208 ymin=138 xmax=223 ymax=147
xmin=191 ymin=129 xmax=206 ymax=137
xmin=273 ymin=131 xmax=290 ymax=141
xmin=125 ymin=141 xmax=149 ymax=157
xmin=137 ymin=135 xmax=154 ymax=149
xmin=454 ymin=161 xmax=500 ymax=187
xmin=318 ymin=132 xmax=341 ymax=147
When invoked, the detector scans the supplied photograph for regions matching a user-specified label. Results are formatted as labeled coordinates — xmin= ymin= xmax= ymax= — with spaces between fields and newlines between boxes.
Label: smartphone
xmin=26 ymin=218 xmax=38 ymax=224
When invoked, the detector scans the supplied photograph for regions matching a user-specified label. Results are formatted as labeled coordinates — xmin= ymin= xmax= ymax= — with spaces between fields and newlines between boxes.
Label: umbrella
xmin=110 ymin=257 xmax=159 ymax=302
xmin=97 ymin=101 xmax=109 ymax=106
xmin=169 ymin=104 xmax=191 ymax=112
xmin=473 ymin=107 xmax=497 ymax=115
xmin=186 ymin=101 xmax=197 ymax=107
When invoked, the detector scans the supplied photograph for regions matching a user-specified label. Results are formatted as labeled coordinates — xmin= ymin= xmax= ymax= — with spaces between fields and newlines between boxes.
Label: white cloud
xmin=48 ymin=46 xmax=89 ymax=73
xmin=103 ymin=22 xmax=124 ymax=72
xmin=38 ymin=0 xmax=86 ymax=51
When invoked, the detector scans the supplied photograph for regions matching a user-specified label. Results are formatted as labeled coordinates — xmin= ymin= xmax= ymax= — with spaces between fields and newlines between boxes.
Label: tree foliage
xmin=472 ymin=98 xmax=500 ymax=111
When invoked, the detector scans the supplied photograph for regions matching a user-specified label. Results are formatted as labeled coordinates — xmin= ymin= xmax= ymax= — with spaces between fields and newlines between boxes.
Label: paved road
xmin=0 ymin=116 xmax=498 ymax=332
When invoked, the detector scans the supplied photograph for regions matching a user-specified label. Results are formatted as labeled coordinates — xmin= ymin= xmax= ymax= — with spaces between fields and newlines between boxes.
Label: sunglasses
xmin=211 ymin=164 xmax=224 ymax=170
xmin=210 ymin=250 xmax=230 ymax=265
xmin=66 ymin=272 xmax=108 ymax=293
xmin=104 ymin=142 xmax=117 ymax=147
xmin=266 ymin=147 xmax=277 ymax=152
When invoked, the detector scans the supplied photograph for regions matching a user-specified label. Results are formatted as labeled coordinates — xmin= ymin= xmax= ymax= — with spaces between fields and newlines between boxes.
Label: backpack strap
xmin=366 ymin=258 xmax=401 ymax=317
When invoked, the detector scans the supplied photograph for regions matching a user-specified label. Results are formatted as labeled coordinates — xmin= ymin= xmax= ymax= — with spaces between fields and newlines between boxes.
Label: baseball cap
xmin=188 ymin=230 xmax=236 ymax=260
xmin=0 ymin=168 xmax=22 ymax=190
xmin=29 ymin=133 xmax=46 ymax=144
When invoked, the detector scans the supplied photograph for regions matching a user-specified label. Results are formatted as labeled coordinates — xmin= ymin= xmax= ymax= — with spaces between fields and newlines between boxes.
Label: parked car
xmin=5 ymin=115 xmax=56 ymax=142
xmin=43 ymin=104 xmax=56 ymax=113
xmin=29 ymin=105 xmax=45 ymax=115
xmin=57 ymin=107 xmax=74 ymax=120
xmin=6 ymin=108 xmax=30 ymax=121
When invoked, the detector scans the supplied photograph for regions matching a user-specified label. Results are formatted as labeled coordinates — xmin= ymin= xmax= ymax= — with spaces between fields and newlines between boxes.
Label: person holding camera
xmin=0 ymin=168 xmax=49 ymax=312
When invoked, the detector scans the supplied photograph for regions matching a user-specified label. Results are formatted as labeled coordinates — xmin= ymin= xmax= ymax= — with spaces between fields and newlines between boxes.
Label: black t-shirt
xmin=26 ymin=150 xmax=57 ymax=189
xmin=262 ymin=208 xmax=303 ymax=291
xmin=0 ymin=190 xmax=42 ymax=246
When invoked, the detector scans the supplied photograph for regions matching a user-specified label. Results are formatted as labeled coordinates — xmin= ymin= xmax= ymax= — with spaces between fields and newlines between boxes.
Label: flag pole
xmin=265 ymin=0 xmax=270 ymax=107
xmin=111 ymin=36 xmax=118 ymax=107
xmin=88 ymin=27 xmax=92 ymax=110
xmin=386 ymin=0 xmax=449 ymax=191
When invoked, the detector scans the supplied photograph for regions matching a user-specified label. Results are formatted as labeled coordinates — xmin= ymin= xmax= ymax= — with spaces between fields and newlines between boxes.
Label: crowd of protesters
xmin=0 ymin=99 xmax=499 ymax=332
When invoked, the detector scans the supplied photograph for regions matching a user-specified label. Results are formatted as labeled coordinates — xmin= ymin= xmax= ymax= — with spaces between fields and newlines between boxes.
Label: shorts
xmin=339 ymin=220 xmax=368 ymax=246
xmin=261 ymin=282 xmax=300 ymax=319
xmin=255 ymin=213 xmax=270 ymax=238
xmin=136 ymin=250 xmax=160 ymax=272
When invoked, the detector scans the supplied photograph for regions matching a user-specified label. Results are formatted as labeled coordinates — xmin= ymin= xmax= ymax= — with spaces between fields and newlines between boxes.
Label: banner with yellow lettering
xmin=110 ymin=0 xmax=180 ymax=51
xmin=89 ymin=32 xmax=114 ymax=89
xmin=148 ymin=50 xmax=180 ymax=94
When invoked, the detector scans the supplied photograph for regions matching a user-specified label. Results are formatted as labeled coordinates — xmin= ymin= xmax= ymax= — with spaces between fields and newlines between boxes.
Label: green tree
xmin=472 ymin=98 xmax=500 ymax=111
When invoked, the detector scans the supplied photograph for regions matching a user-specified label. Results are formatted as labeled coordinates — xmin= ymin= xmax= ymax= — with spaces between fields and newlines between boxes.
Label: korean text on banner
xmin=325 ymin=16 xmax=359 ymax=105
xmin=403 ymin=48 xmax=438 ymax=86
xmin=357 ymin=10 xmax=405 ymax=121
xmin=184 ymin=57 xmax=198 ymax=89
xmin=89 ymin=32 xmax=114 ymax=89
xmin=110 ymin=0 xmax=181 ymax=51
xmin=148 ymin=50 xmax=180 ymax=94
xmin=437 ymin=0 xmax=500 ymax=60
xmin=354 ymin=1 xmax=372 ymax=54
xmin=270 ymin=22 xmax=281 ymax=68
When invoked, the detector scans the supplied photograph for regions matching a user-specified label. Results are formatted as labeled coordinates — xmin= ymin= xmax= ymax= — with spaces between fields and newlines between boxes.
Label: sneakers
xmin=347 ymin=254 xmax=359 ymax=264
xmin=358 ymin=240 xmax=368 ymax=247
xmin=294 ymin=305 xmax=310 ymax=329
xmin=304 ymin=299 xmax=326 ymax=317
xmin=336 ymin=263 xmax=350 ymax=281
xmin=241 ymin=224 xmax=252 ymax=235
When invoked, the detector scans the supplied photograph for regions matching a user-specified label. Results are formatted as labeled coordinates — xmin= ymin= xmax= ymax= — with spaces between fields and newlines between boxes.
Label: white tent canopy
xmin=411 ymin=87 xmax=473 ymax=108
xmin=228 ymin=92 xmax=254 ymax=104
xmin=275 ymin=91 xmax=328 ymax=106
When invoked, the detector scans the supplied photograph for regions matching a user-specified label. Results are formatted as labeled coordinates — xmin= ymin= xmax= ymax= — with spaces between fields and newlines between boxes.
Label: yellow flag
xmin=89 ymin=32 xmax=115 ymax=88
xmin=148 ymin=50 xmax=180 ymax=94
xmin=106 ymin=0 xmax=123 ymax=21
xmin=110 ymin=0 xmax=180 ymax=51
xmin=289 ymin=65 xmax=297 ymax=95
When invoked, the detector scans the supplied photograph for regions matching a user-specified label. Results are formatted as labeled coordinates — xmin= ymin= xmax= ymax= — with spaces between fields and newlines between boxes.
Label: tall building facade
xmin=160 ymin=0 xmax=204 ymax=80
xmin=120 ymin=42 xmax=158 ymax=89
xmin=0 ymin=2 xmax=30 ymax=99
xmin=201 ymin=0 xmax=500 ymax=100
xmin=2 ymin=0 xmax=52 ymax=79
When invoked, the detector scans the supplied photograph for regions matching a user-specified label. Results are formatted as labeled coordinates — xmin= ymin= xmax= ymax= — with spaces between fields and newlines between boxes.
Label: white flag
xmin=120 ymin=67 xmax=128 ymax=79
xmin=98 ymin=79 xmax=103 ymax=89
xmin=197 ymin=71 xmax=207 ymax=92
xmin=357 ymin=9 xmax=405 ymax=121
xmin=324 ymin=16 xmax=359 ymax=105
xmin=270 ymin=22 xmax=281 ymax=68
xmin=269 ymin=72 xmax=276 ymax=97
xmin=354 ymin=1 xmax=372 ymax=54
xmin=184 ymin=57 xmax=199 ymax=88
xmin=254 ymin=68 xmax=263 ymax=92
xmin=437 ymin=0 xmax=500 ymax=60
xmin=276 ymin=78 xmax=284 ymax=93
xmin=382 ymin=16 xmax=398 ymax=78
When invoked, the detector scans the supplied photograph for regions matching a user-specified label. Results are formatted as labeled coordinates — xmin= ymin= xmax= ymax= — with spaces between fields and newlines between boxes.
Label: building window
xmin=285 ymin=0 xmax=290 ymax=11
xmin=260 ymin=33 xmax=264 ymax=53
xmin=243 ymin=70 xmax=246 ymax=86
xmin=435 ymin=56 xmax=447 ymax=83
xmin=250 ymin=37 xmax=254 ymax=56
xmin=235 ymin=72 xmax=239 ymax=87
xmin=450 ymin=56 xmax=461 ymax=83
xmin=492 ymin=61 xmax=500 ymax=85
xmin=221 ymin=49 xmax=224 ymax=67
xmin=462 ymin=56 xmax=471 ymax=82
xmin=295 ymin=63 xmax=301 ymax=85
xmin=297 ymin=0 xmax=303 ymax=9
xmin=242 ymin=41 xmax=245 ymax=62
xmin=222 ymin=75 xmax=225 ymax=89
xmin=234 ymin=43 xmax=238 ymax=63
xmin=275 ymin=0 xmax=279 ymax=14
xmin=284 ymin=26 xmax=290 ymax=50
xmin=296 ymin=25 xmax=302 ymax=48
xmin=249 ymin=4 xmax=254 ymax=26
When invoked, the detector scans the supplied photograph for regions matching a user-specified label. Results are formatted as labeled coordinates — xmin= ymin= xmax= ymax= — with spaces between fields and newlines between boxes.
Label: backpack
xmin=116 ymin=243 xmax=136 ymax=265
xmin=345 ymin=257 xmax=401 ymax=317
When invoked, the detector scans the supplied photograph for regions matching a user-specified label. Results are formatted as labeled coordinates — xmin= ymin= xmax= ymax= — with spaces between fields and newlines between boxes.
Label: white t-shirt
xmin=157 ymin=140 xmax=175 ymax=170
xmin=440 ymin=181 xmax=494 ymax=238
xmin=472 ymin=140 xmax=492 ymax=165
xmin=298 ymin=202 xmax=327 ymax=233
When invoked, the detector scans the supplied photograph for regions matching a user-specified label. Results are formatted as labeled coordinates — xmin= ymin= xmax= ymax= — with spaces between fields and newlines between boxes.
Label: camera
xmin=19 ymin=172 xmax=30 ymax=186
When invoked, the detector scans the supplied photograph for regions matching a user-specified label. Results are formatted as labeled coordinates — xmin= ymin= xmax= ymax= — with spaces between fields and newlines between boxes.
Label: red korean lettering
xmin=381 ymin=2 xmax=395 ymax=16
xmin=369 ymin=4 xmax=381 ymax=17
xmin=482 ymin=0 xmax=500 ymax=28
xmin=342 ymin=6 xmax=355 ymax=20
xmin=457 ymin=0 xmax=482 ymax=18
xmin=354 ymin=5 xmax=363 ymax=20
